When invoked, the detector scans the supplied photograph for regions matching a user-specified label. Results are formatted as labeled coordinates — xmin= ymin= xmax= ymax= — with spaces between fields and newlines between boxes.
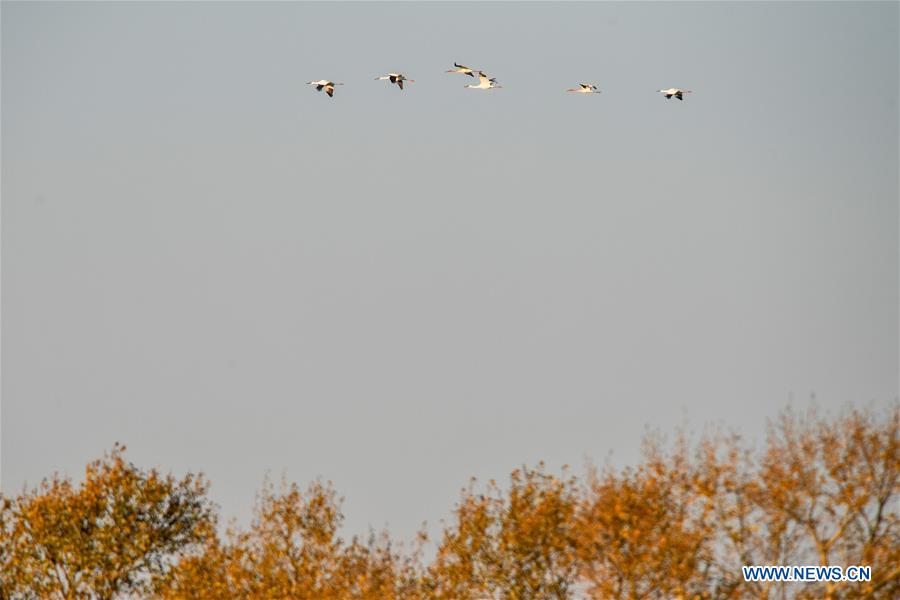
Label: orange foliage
xmin=427 ymin=464 xmax=580 ymax=599
xmin=158 ymin=478 xmax=424 ymax=599
xmin=0 ymin=444 xmax=213 ymax=599
xmin=746 ymin=406 xmax=900 ymax=599
xmin=2 ymin=403 xmax=897 ymax=599
xmin=577 ymin=434 xmax=720 ymax=599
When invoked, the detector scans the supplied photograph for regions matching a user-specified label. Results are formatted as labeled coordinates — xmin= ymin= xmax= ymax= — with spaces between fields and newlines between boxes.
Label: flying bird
xmin=308 ymin=80 xmax=343 ymax=97
xmin=446 ymin=62 xmax=477 ymax=77
xmin=567 ymin=84 xmax=601 ymax=94
xmin=375 ymin=73 xmax=415 ymax=90
xmin=465 ymin=71 xmax=502 ymax=90
xmin=657 ymin=88 xmax=692 ymax=100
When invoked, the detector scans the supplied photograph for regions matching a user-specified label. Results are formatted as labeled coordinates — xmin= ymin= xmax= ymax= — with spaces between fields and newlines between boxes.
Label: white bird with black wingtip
xmin=308 ymin=80 xmax=343 ymax=98
xmin=446 ymin=62 xmax=477 ymax=78
xmin=375 ymin=73 xmax=415 ymax=90
xmin=465 ymin=71 xmax=502 ymax=90
xmin=657 ymin=88 xmax=692 ymax=101
xmin=567 ymin=84 xmax=601 ymax=94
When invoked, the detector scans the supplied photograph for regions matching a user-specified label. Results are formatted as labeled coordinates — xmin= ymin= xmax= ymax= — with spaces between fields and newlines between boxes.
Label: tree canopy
xmin=2 ymin=403 xmax=897 ymax=599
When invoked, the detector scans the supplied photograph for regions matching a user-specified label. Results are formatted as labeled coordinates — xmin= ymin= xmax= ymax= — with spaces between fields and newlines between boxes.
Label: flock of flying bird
xmin=307 ymin=62 xmax=693 ymax=100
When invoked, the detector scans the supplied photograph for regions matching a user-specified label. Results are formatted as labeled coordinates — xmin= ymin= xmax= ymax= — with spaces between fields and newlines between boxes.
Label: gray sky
xmin=3 ymin=1 xmax=898 ymax=542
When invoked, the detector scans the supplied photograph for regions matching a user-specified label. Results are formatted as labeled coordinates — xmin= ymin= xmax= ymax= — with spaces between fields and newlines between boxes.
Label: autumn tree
xmin=159 ymin=477 xmax=424 ymax=599
xmin=0 ymin=444 xmax=214 ymax=600
xmin=744 ymin=404 xmax=900 ymax=600
xmin=576 ymin=433 xmax=722 ymax=600
xmin=427 ymin=463 xmax=580 ymax=600
xmin=695 ymin=431 xmax=765 ymax=600
xmin=676 ymin=404 xmax=900 ymax=600
xmin=4 ymin=402 xmax=897 ymax=600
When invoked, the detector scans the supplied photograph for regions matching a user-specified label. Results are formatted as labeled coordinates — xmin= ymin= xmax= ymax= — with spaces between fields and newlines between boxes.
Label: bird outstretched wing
xmin=456 ymin=62 xmax=476 ymax=77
